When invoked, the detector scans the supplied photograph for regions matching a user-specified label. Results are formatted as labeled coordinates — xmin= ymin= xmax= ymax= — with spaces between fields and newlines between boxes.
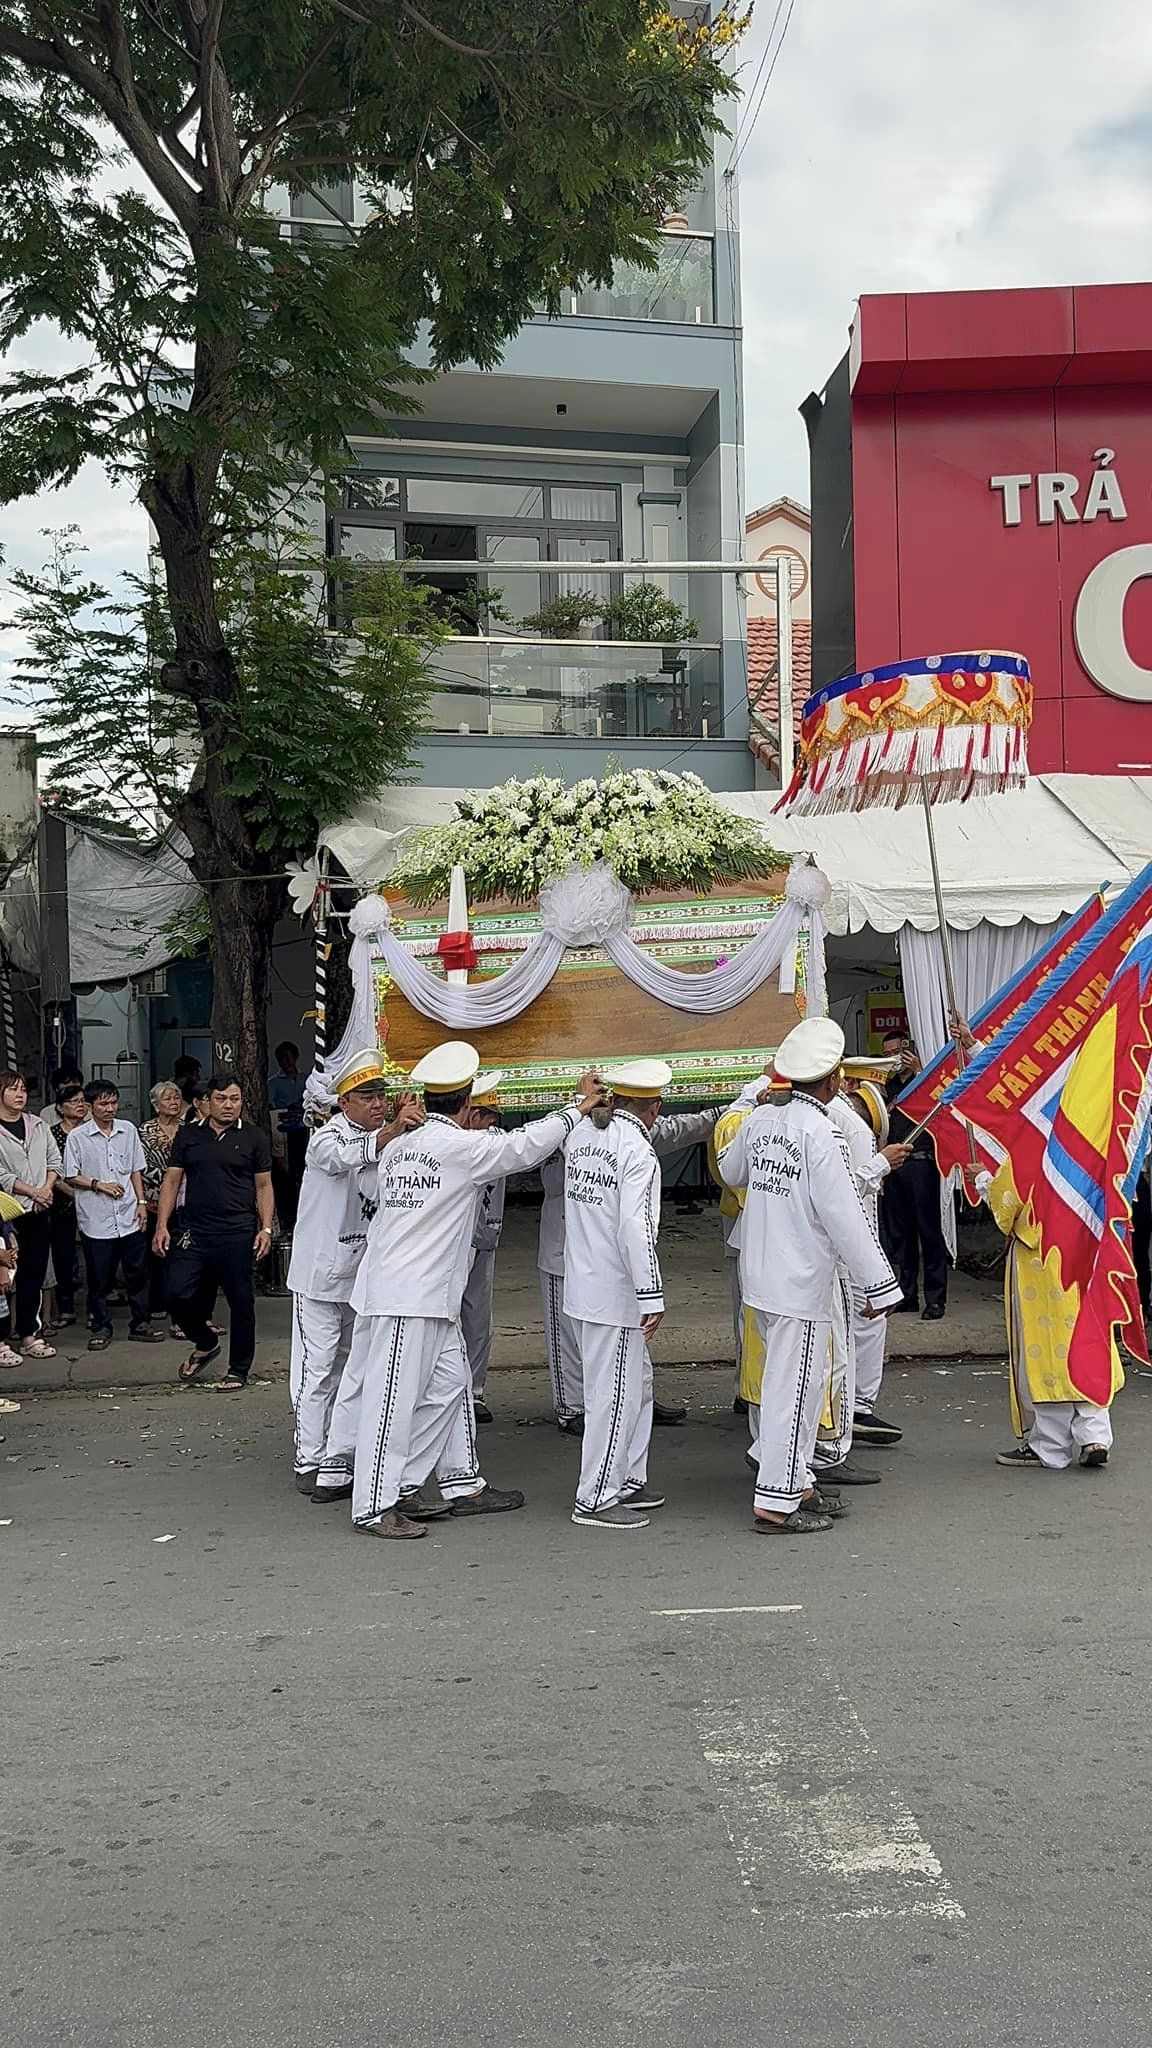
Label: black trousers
xmin=49 ymin=1196 xmax=79 ymax=1314
xmin=11 ymin=1207 xmax=53 ymax=1339
xmin=882 ymin=1157 xmax=949 ymax=1311
xmin=166 ymin=1226 xmax=257 ymax=1380
xmin=82 ymin=1230 xmax=150 ymax=1334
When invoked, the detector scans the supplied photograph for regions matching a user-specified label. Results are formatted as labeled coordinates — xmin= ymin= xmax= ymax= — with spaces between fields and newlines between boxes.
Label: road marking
xmin=651 ymin=1605 xmax=803 ymax=1616
xmin=696 ymin=1693 xmax=965 ymax=1924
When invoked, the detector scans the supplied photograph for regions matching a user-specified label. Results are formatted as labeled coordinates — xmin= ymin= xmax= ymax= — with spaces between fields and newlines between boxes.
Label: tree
xmin=0 ymin=1 xmax=741 ymax=1101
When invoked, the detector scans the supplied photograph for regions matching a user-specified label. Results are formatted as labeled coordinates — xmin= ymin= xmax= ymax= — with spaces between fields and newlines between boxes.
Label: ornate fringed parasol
xmin=779 ymin=650 xmax=1034 ymax=1154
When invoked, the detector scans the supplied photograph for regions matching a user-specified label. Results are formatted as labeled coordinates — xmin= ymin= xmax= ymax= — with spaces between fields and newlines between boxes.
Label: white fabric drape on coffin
xmin=897 ymin=918 xmax=1063 ymax=1261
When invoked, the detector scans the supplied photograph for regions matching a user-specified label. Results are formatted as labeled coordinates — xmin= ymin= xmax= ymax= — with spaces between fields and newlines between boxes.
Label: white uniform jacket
xmin=286 ymin=1113 xmax=382 ymax=1305
xmin=353 ymin=1107 xmax=581 ymax=1321
xmin=717 ymin=1091 xmax=901 ymax=1321
xmin=563 ymin=1109 xmax=664 ymax=1329
xmin=827 ymin=1096 xmax=890 ymax=1236
xmin=539 ymin=1107 xmax=720 ymax=1280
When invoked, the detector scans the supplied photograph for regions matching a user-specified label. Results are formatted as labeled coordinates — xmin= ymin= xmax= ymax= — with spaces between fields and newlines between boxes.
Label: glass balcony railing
xmin=540 ymin=233 xmax=715 ymax=326
xmin=422 ymin=638 xmax=723 ymax=741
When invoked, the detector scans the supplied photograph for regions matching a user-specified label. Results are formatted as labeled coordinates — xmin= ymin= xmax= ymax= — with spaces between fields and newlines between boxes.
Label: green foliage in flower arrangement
xmin=391 ymin=769 xmax=777 ymax=906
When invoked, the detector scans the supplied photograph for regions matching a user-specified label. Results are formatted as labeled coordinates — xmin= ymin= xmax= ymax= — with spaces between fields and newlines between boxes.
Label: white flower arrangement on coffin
xmin=390 ymin=769 xmax=779 ymax=906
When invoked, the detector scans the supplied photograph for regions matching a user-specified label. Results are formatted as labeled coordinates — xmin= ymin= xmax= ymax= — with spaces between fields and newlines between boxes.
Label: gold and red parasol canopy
xmin=780 ymin=652 xmax=1032 ymax=817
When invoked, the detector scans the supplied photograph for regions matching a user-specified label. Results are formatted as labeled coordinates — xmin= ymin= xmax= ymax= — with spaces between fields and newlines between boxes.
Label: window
xmin=549 ymin=486 xmax=618 ymax=524
xmin=406 ymin=478 xmax=544 ymax=521
xmin=333 ymin=519 xmax=397 ymax=561
xmin=342 ymin=473 xmax=400 ymax=511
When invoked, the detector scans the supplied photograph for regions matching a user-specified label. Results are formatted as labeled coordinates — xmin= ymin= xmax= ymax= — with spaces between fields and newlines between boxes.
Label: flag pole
xmin=919 ymin=782 xmax=979 ymax=1171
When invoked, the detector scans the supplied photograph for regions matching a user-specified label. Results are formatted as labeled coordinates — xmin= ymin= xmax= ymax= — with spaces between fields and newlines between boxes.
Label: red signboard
xmin=849 ymin=284 xmax=1152 ymax=774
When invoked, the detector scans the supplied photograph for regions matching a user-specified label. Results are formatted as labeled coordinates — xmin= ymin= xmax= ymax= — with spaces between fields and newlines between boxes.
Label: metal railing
xmin=537 ymin=233 xmax=715 ymax=326
xmin=423 ymin=638 xmax=723 ymax=741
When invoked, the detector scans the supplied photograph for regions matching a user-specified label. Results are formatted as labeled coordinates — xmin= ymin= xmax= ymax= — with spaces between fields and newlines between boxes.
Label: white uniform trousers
xmin=290 ymin=1294 xmax=355 ymax=1475
xmin=350 ymin=1314 xmax=484 ymax=1525
xmin=1014 ymin=1368 xmax=1114 ymax=1470
xmin=541 ymin=1271 xmax=584 ymax=1421
xmin=812 ymin=1278 xmax=855 ymax=1472
xmin=727 ymin=1249 xmax=743 ymax=1392
xmin=461 ymin=1247 xmax=497 ymax=1396
xmin=573 ymin=1321 xmax=652 ymax=1514
xmin=853 ymin=1306 xmax=887 ymax=1412
xmin=753 ymin=1311 xmax=833 ymax=1514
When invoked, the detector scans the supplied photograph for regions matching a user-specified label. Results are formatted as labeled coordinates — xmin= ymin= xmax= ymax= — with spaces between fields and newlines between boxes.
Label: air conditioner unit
xmin=133 ymin=967 xmax=168 ymax=997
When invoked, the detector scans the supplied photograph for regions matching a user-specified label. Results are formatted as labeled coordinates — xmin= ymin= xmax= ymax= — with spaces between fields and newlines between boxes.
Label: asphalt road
xmin=3 ymin=1361 xmax=1146 ymax=2048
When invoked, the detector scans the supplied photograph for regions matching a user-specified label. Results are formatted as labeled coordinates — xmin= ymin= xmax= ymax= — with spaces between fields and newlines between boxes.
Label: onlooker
xmin=268 ymin=1040 xmax=307 ymax=1230
xmin=173 ymin=1054 xmax=202 ymax=1110
xmin=45 ymin=1081 xmax=90 ymax=1329
xmin=0 ymin=1070 xmax=62 ymax=1358
xmin=0 ymin=1186 xmax=25 ymax=1384
xmin=140 ymin=1079 xmax=186 ymax=1317
xmin=154 ymin=1074 xmax=274 ymax=1390
xmin=64 ymin=1081 xmax=165 ymax=1351
xmin=881 ymin=1030 xmax=949 ymax=1320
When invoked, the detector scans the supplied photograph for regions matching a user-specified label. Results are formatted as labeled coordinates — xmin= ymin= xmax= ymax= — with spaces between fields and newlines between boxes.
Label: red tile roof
xmin=747 ymin=616 xmax=811 ymax=774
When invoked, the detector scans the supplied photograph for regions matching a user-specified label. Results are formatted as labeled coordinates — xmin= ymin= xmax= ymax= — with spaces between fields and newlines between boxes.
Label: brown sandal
xmin=754 ymin=1507 xmax=833 ymax=1533
xmin=178 ymin=1343 xmax=221 ymax=1383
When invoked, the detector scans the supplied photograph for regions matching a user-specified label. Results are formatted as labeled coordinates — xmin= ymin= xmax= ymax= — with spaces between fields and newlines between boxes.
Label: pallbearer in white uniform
xmin=540 ymin=1100 xmax=723 ymax=1439
xmin=564 ymin=1059 xmax=673 ymax=1532
xmin=717 ymin=1019 xmax=903 ymax=1534
xmin=347 ymin=1040 xmax=603 ymax=1540
xmin=285 ymin=1050 xmax=420 ymax=1493
xmin=460 ymin=1072 xmax=506 ymax=1425
xmin=838 ymin=1078 xmax=910 ymax=1448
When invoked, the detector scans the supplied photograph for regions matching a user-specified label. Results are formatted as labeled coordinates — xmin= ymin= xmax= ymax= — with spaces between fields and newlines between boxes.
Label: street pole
xmin=776 ymin=552 xmax=794 ymax=791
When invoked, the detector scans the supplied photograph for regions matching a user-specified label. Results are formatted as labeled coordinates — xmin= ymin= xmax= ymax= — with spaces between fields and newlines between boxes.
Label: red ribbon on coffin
xmin=436 ymin=930 xmax=478 ymax=975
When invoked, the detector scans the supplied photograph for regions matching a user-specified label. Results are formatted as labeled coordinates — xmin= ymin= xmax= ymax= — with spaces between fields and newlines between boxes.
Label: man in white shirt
xmin=344 ymin=1041 xmax=605 ymax=1540
xmin=286 ymin=1049 xmax=423 ymax=1494
xmin=718 ymin=1020 xmax=902 ymax=1535
xmin=564 ymin=1060 xmax=676 ymax=1532
xmin=460 ymin=1073 xmax=506 ymax=1426
xmin=539 ymin=1100 xmax=723 ymax=1439
xmin=64 ymin=1082 xmax=165 ymax=1352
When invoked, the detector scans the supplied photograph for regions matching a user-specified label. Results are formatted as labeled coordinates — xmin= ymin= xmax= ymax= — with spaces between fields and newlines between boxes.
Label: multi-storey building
xmin=275 ymin=75 xmax=749 ymax=792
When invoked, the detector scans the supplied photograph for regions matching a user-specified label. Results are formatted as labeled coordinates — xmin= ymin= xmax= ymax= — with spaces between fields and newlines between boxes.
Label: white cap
xmin=471 ymin=1070 xmax=504 ymax=1107
xmin=409 ymin=1040 xmax=481 ymax=1094
xmin=773 ymin=1018 xmax=846 ymax=1084
xmin=604 ymin=1058 xmax=673 ymax=1100
xmin=333 ymin=1048 xmax=389 ymax=1097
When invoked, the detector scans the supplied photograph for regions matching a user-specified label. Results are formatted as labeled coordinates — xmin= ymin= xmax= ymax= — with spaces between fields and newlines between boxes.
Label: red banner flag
xmin=896 ymin=892 xmax=1104 ymax=1181
xmin=938 ymin=866 xmax=1152 ymax=1202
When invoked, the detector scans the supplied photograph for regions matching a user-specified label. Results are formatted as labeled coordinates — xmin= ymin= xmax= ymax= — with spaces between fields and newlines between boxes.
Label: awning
xmin=321 ymin=774 xmax=1152 ymax=939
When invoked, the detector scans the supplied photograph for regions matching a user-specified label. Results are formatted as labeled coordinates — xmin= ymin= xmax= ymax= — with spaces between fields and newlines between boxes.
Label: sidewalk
xmin=1 ymin=1201 xmax=1008 ymax=1397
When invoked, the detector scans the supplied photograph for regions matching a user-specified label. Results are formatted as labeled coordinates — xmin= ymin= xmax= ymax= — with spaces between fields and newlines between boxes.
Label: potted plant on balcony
xmin=520 ymin=590 xmax=603 ymax=640
xmin=601 ymin=582 xmax=699 ymax=646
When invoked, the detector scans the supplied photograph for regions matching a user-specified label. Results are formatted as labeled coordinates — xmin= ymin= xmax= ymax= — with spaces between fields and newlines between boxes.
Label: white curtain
xmin=897 ymin=919 xmax=1062 ymax=1061
xmin=898 ymin=917 xmax=1063 ymax=1261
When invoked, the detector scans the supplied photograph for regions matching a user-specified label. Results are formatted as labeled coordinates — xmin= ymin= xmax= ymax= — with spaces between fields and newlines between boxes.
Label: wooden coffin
xmin=375 ymin=874 xmax=807 ymax=1106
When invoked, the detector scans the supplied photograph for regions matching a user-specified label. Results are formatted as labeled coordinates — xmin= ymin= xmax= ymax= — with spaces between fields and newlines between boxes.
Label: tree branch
xmin=3 ymin=12 xmax=201 ymax=231
xmin=388 ymin=0 xmax=502 ymax=59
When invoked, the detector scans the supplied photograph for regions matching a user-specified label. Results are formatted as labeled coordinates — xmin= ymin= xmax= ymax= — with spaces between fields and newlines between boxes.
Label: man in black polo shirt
xmin=154 ymin=1074 xmax=274 ymax=1388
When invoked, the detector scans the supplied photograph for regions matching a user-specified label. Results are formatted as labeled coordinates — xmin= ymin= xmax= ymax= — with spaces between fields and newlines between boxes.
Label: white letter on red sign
xmin=1073 ymin=544 xmax=1152 ymax=702
xmin=989 ymin=474 xmax=1032 ymax=526
xmin=1037 ymin=473 xmax=1081 ymax=523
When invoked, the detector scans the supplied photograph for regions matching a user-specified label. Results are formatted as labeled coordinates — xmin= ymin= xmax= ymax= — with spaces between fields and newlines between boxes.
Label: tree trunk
xmin=205 ymin=875 xmax=284 ymax=1126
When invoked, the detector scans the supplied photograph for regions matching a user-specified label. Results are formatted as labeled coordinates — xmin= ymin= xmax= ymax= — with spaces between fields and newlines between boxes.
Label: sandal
xmin=88 ymin=1331 xmax=113 ymax=1352
xmin=178 ymin=1342 xmax=221 ymax=1383
xmin=754 ymin=1507 xmax=833 ymax=1534
xmin=0 ymin=1344 xmax=22 ymax=1369
xmin=218 ymin=1375 xmax=247 ymax=1391
xmin=20 ymin=1337 xmax=56 ymax=1360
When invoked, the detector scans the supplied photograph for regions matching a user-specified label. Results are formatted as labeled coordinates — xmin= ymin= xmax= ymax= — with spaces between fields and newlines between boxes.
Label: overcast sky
xmin=3 ymin=0 xmax=1152 ymax=620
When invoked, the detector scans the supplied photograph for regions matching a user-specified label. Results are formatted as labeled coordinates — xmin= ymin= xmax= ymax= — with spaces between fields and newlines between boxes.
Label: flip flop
xmin=178 ymin=1343 xmax=221 ymax=1383
xmin=218 ymin=1375 xmax=247 ymax=1391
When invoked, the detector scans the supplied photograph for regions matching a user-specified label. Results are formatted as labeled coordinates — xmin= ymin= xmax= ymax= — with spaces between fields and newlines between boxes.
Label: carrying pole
xmin=919 ymin=783 xmax=979 ymax=1170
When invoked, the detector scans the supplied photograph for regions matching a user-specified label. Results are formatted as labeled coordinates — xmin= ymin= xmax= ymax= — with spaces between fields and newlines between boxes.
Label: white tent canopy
xmin=321 ymin=774 xmax=1152 ymax=937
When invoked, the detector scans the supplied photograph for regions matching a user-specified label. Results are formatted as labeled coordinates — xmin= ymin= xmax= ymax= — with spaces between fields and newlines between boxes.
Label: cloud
xmin=735 ymin=0 xmax=1152 ymax=506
